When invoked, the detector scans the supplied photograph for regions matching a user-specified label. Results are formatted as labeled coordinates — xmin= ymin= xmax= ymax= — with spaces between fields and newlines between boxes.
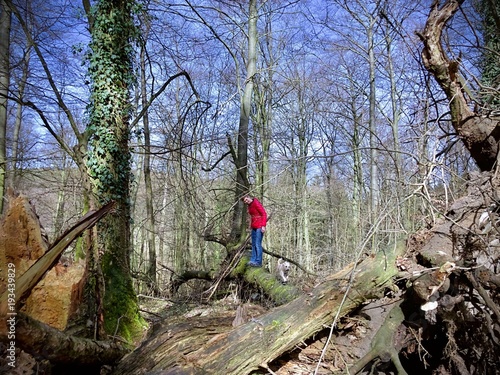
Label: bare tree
xmin=0 ymin=0 xmax=11 ymax=214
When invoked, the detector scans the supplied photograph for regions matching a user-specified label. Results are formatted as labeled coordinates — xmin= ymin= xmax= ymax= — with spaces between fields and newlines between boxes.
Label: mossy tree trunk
xmin=86 ymin=0 xmax=145 ymax=342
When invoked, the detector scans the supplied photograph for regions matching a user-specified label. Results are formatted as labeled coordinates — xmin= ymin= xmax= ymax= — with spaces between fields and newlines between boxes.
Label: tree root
xmin=348 ymin=300 xmax=407 ymax=375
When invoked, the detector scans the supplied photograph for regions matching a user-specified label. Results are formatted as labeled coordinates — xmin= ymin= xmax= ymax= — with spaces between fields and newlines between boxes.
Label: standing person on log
xmin=242 ymin=195 xmax=267 ymax=267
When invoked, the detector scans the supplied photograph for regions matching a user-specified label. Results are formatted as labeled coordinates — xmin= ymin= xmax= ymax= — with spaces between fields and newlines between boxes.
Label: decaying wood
xmin=12 ymin=312 xmax=128 ymax=366
xmin=0 ymin=198 xmax=125 ymax=368
xmin=418 ymin=0 xmax=500 ymax=171
xmin=113 ymin=314 xmax=235 ymax=374
xmin=348 ymin=300 xmax=407 ymax=375
xmin=113 ymin=244 xmax=405 ymax=375
xmin=0 ymin=200 xmax=115 ymax=318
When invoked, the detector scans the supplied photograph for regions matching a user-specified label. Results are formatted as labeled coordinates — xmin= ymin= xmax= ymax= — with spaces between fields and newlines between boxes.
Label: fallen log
xmin=113 ymin=242 xmax=405 ymax=375
xmin=11 ymin=312 xmax=128 ymax=366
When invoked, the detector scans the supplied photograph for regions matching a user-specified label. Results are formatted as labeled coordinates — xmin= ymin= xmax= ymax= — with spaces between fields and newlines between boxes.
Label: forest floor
xmin=134 ymin=283 xmax=390 ymax=375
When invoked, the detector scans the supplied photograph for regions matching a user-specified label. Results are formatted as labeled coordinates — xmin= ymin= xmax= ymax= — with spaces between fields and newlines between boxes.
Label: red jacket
xmin=247 ymin=198 xmax=267 ymax=229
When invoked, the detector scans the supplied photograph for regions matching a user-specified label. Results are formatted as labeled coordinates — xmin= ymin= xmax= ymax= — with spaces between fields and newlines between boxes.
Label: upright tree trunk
xmin=139 ymin=24 xmax=157 ymax=294
xmin=296 ymin=116 xmax=309 ymax=266
xmin=384 ymin=21 xmax=402 ymax=182
xmin=0 ymin=0 xmax=11 ymax=214
xmin=348 ymin=75 xmax=363 ymax=239
xmin=9 ymin=44 xmax=30 ymax=189
xmin=230 ymin=0 xmax=257 ymax=244
xmin=368 ymin=13 xmax=379 ymax=252
xmin=253 ymin=4 xmax=275 ymax=203
xmin=86 ymin=0 xmax=144 ymax=341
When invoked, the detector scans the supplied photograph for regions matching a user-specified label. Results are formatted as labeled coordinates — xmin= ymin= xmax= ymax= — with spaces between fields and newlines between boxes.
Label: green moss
xmin=74 ymin=236 xmax=85 ymax=261
xmin=102 ymin=251 xmax=147 ymax=343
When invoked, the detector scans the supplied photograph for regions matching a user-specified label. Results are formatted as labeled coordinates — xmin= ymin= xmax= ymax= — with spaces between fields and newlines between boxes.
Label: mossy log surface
xmin=114 ymin=245 xmax=403 ymax=375
xmin=236 ymin=256 xmax=302 ymax=304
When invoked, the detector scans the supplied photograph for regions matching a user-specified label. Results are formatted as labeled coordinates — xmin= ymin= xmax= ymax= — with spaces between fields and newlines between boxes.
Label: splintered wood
xmin=0 ymin=193 xmax=84 ymax=330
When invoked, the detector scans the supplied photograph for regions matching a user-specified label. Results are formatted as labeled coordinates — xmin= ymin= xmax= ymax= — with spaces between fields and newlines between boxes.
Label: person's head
xmin=242 ymin=195 xmax=253 ymax=205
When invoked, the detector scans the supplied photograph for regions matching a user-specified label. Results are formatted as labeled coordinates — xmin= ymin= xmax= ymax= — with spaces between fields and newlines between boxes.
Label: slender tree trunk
xmin=384 ymin=23 xmax=401 ymax=182
xmin=9 ymin=45 xmax=30 ymax=189
xmin=368 ymin=13 xmax=379 ymax=252
xmin=230 ymin=0 xmax=257 ymax=244
xmin=352 ymin=112 xmax=363 ymax=234
xmin=0 ymin=0 xmax=11 ymax=214
xmin=253 ymin=5 xmax=274 ymax=203
xmin=139 ymin=24 xmax=157 ymax=293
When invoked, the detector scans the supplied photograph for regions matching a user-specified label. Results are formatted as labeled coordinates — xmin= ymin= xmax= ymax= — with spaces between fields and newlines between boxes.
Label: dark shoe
xmin=247 ymin=262 xmax=261 ymax=267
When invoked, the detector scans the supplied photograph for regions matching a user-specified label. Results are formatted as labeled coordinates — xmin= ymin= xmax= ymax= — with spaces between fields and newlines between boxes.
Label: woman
xmin=242 ymin=195 xmax=267 ymax=267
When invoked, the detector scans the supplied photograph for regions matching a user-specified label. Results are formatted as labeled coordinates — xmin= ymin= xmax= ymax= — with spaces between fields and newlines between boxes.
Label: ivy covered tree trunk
xmin=87 ymin=0 xmax=145 ymax=342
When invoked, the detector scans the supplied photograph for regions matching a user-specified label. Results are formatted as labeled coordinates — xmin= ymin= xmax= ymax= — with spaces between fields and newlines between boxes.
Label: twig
xmin=137 ymin=294 xmax=173 ymax=302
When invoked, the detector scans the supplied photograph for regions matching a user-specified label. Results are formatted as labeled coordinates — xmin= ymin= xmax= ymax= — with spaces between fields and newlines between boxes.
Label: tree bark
xmin=139 ymin=20 xmax=158 ymax=294
xmin=86 ymin=0 xmax=145 ymax=342
xmin=418 ymin=0 xmax=500 ymax=171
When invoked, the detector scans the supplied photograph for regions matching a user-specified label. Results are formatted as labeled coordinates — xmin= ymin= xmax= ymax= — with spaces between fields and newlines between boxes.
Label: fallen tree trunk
xmin=113 ymin=243 xmax=405 ymax=375
xmin=11 ymin=312 xmax=128 ymax=366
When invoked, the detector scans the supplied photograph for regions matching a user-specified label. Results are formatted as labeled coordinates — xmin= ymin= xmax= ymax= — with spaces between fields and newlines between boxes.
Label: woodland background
xmin=0 ymin=0 xmax=499 ymax=373
xmin=2 ymin=0 xmax=481 ymax=290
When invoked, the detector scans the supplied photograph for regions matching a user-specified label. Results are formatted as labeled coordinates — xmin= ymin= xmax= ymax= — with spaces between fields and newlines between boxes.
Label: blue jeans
xmin=250 ymin=228 xmax=264 ymax=265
